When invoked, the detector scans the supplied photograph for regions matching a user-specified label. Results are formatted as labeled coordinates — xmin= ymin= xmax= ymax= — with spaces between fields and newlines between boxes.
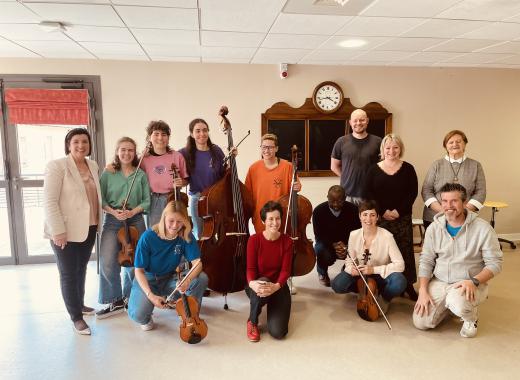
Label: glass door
xmin=0 ymin=75 xmax=104 ymax=265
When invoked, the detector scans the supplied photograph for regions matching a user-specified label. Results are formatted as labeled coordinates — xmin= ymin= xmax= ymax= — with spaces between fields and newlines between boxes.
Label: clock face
xmin=313 ymin=83 xmax=343 ymax=113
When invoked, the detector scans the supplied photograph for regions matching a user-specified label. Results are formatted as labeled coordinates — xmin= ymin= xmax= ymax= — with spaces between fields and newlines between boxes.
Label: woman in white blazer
xmin=43 ymin=128 xmax=102 ymax=335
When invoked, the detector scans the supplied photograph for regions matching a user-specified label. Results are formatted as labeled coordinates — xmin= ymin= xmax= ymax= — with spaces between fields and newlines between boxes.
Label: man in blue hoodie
xmin=413 ymin=183 xmax=502 ymax=338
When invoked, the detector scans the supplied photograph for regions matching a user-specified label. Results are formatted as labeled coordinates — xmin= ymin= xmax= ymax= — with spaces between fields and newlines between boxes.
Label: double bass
xmin=278 ymin=146 xmax=316 ymax=276
xmin=197 ymin=106 xmax=253 ymax=305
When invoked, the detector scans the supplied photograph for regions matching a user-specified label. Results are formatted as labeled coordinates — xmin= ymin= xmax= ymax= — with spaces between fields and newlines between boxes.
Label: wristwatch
xmin=470 ymin=277 xmax=480 ymax=287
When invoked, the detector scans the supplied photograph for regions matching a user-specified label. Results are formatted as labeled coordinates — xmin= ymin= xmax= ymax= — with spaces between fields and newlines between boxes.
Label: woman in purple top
xmin=179 ymin=118 xmax=225 ymax=240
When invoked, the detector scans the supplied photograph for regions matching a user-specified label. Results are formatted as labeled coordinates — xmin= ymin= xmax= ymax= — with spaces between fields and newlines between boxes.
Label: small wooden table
xmin=484 ymin=201 xmax=516 ymax=249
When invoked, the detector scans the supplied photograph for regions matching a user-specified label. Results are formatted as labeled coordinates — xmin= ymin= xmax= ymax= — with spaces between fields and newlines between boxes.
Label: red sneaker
xmin=247 ymin=320 xmax=260 ymax=342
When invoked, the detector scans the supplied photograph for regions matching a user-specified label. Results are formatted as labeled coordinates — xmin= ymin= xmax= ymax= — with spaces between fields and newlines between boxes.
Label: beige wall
xmin=1 ymin=58 xmax=519 ymax=234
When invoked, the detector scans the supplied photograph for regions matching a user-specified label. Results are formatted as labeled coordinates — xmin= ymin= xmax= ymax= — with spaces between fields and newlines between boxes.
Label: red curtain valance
xmin=4 ymin=88 xmax=89 ymax=125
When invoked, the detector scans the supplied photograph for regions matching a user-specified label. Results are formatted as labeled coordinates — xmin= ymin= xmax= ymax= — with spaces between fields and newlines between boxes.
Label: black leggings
xmin=247 ymin=278 xmax=291 ymax=339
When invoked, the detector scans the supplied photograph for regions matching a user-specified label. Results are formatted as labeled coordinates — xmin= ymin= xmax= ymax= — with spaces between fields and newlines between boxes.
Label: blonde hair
xmin=261 ymin=133 xmax=278 ymax=146
xmin=380 ymin=133 xmax=404 ymax=160
xmin=152 ymin=201 xmax=192 ymax=242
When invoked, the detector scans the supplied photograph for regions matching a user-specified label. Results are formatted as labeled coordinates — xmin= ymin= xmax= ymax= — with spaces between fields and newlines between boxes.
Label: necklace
xmin=448 ymin=156 xmax=465 ymax=182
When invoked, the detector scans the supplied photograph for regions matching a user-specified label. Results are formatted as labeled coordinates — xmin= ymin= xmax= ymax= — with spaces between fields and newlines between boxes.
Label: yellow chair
xmin=484 ymin=201 xmax=516 ymax=249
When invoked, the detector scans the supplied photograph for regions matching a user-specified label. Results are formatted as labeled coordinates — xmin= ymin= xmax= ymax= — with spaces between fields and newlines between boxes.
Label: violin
xmin=198 ymin=106 xmax=253 ymax=306
xmin=355 ymin=249 xmax=380 ymax=322
xmin=167 ymin=163 xmax=189 ymax=207
xmin=117 ymin=140 xmax=150 ymax=267
xmin=277 ymin=145 xmax=316 ymax=276
xmin=166 ymin=261 xmax=208 ymax=344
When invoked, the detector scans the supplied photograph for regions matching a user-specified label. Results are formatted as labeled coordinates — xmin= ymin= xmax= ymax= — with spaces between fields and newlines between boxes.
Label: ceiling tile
xmin=353 ymin=50 xmax=415 ymax=61
xmin=374 ymin=37 xmax=447 ymax=51
xmin=0 ymin=24 xmax=69 ymax=41
xmin=22 ymin=1 xmax=110 ymax=3
xmin=336 ymin=16 xmax=425 ymax=37
xmin=0 ymin=40 xmax=40 ymax=57
xmin=270 ymin=13 xmax=351 ymax=35
xmin=446 ymin=52 xmax=514 ymax=63
xmin=200 ymin=0 xmax=285 ymax=33
xmin=94 ymin=54 xmax=149 ymax=60
xmin=503 ymin=13 xmax=520 ymax=23
xmin=403 ymin=51 xmax=464 ymax=62
xmin=111 ymin=0 xmax=197 ymax=7
xmin=251 ymin=47 xmax=310 ymax=63
xmin=283 ymin=0 xmax=376 ymax=16
xmin=303 ymin=49 xmax=363 ymax=61
xmin=299 ymin=59 xmax=347 ymax=65
xmin=0 ymin=3 xmax=41 ymax=23
xmin=64 ymin=25 xmax=135 ymax=43
xmin=24 ymin=3 xmax=124 ymax=27
xmin=361 ymin=0 xmax=461 ymax=18
xmin=387 ymin=61 xmax=434 ymax=67
xmin=402 ymin=19 xmax=489 ymax=38
xmin=115 ymin=6 xmax=198 ymax=29
xmin=460 ymin=22 xmax=520 ymax=40
xmin=80 ymin=41 xmax=145 ymax=55
xmin=202 ymin=57 xmax=250 ymax=63
xmin=15 ymin=40 xmax=95 ymax=58
xmin=320 ymin=35 xmax=390 ymax=50
xmin=425 ymin=38 xmax=501 ymax=52
xmin=491 ymin=54 xmax=520 ymax=64
xmin=151 ymin=56 xmax=200 ymax=62
xmin=143 ymin=43 xmax=200 ymax=56
xmin=431 ymin=62 xmax=481 ymax=67
xmin=262 ymin=34 xmax=329 ymax=49
xmin=436 ymin=0 xmax=520 ymax=21
xmin=345 ymin=60 xmax=388 ymax=66
xmin=201 ymin=46 xmax=256 ymax=59
xmin=201 ymin=31 xmax=265 ymax=48
xmin=132 ymin=28 xmax=198 ymax=45
xmin=477 ymin=41 xmax=520 ymax=54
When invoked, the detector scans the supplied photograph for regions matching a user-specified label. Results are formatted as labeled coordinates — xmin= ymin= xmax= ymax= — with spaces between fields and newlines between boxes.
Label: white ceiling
xmin=1 ymin=0 xmax=520 ymax=69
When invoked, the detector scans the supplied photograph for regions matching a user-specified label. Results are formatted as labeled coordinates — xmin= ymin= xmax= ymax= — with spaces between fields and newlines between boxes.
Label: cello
xmin=278 ymin=145 xmax=316 ymax=276
xmin=198 ymin=106 xmax=253 ymax=306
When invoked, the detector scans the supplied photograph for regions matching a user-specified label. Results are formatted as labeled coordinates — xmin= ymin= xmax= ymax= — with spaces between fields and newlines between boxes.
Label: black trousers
xmin=247 ymin=278 xmax=291 ymax=339
xmin=51 ymin=225 xmax=97 ymax=322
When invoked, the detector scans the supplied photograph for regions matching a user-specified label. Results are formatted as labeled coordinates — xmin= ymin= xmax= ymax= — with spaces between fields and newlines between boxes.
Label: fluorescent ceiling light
xmin=338 ymin=39 xmax=367 ymax=48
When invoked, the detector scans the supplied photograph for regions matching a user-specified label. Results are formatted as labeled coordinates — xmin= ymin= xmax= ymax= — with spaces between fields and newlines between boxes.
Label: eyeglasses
xmin=260 ymin=145 xmax=276 ymax=151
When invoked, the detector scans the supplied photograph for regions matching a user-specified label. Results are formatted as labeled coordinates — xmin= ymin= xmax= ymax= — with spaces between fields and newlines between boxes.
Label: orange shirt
xmin=245 ymin=158 xmax=294 ymax=233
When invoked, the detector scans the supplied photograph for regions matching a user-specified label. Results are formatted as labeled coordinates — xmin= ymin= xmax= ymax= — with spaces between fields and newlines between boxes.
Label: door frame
xmin=0 ymin=74 xmax=105 ymax=265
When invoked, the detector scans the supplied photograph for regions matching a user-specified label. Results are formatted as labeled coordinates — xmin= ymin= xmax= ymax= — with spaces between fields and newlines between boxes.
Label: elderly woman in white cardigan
xmin=43 ymin=128 xmax=102 ymax=336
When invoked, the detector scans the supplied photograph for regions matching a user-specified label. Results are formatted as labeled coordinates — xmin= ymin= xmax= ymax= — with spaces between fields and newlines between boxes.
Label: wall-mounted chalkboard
xmin=267 ymin=119 xmax=305 ymax=171
xmin=262 ymin=98 xmax=392 ymax=177
xmin=309 ymin=120 xmax=346 ymax=171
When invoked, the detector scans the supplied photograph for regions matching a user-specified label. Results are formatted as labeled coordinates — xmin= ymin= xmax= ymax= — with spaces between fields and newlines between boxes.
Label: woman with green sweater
xmin=96 ymin=137 xmax=151 ymax=319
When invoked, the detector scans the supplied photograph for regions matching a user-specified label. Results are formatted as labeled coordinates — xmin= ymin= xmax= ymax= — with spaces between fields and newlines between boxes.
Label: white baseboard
xmin=498 ymin=233 xmax=520 ymax=242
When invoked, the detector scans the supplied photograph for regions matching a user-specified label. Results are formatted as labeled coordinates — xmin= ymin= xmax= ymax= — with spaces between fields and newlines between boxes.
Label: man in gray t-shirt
xmin=330 ymin=109 xmax=381 ymax=205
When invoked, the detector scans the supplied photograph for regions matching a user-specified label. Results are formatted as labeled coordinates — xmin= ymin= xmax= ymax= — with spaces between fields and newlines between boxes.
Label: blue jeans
xmin=188 ymin=192 xmax=202 ymax=240
xmin=51 ymin=225 xmax=97 ymax=322
xmin=98 ymin=213 xmax=146 ymax=304
xmin=128 ymin=271 xmax=209 ymax=325
xmin=148 ymin=193 xmax=169 ymax=227
xmin=331 ymin=271 xmax=406 ymax=302
xmin=314 ymin=241 xmax=337 ymax=276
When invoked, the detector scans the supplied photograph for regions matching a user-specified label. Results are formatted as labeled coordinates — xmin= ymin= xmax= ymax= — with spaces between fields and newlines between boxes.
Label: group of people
xmin=42 ymin=108 xmax=503 ymax=342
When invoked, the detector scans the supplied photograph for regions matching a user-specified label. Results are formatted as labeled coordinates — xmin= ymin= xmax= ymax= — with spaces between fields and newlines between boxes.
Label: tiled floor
xmin=1 ymin=247 xmax=519 ymax=380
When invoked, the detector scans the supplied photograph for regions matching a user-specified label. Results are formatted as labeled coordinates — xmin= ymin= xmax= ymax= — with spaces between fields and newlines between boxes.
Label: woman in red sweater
xmin=246 ymin=201 xmax=293 ymax=342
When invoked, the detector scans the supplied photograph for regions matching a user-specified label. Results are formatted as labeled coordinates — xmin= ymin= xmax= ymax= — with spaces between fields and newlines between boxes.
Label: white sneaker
xmin=460 ymin=320 xmax=478 ymax=338
xmin=288 ymin=278 xmax=297 ymax=295
xmin=140 ymin=317 xmax=154 ymax=331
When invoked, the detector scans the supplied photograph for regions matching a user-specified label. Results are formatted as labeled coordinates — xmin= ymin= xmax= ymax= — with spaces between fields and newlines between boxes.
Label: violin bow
xmin=165 ymin=261 xmax=201 ymax=304
xmin=121 ymin=138 xmax=151 ymax=211
xmin=345 ymin=250 xmax=392 ymax=330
